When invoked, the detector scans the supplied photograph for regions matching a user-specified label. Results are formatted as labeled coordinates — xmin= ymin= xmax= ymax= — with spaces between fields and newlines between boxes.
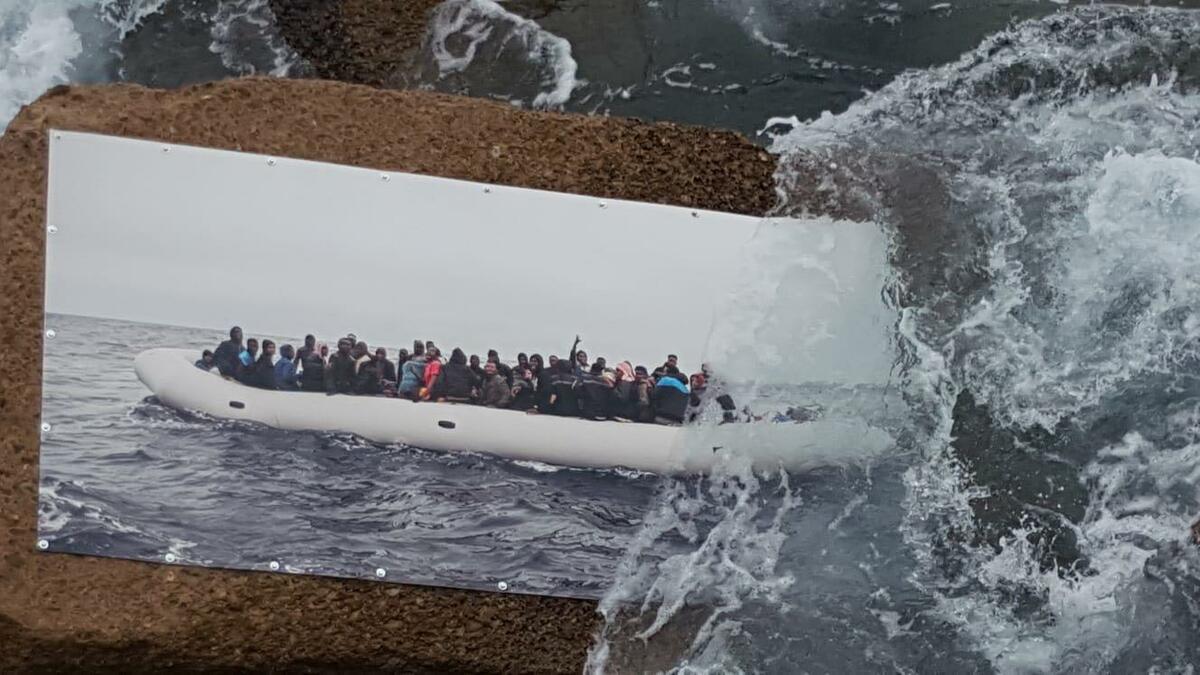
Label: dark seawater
xmin=38 ymin=313 xmax=666 ymax=598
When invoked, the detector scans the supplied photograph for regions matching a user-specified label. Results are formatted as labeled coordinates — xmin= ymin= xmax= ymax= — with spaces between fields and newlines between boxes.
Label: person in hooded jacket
xmin=213 ymin=326 xmax=243 ymax=377
xmin=652 ymin=367 xmax=690 ymax=424
xmin=510 ymin=367 xmax=537 ymax=411
xmin=432 ymin=348 xmax=475 ymax=402
xmin=248 ymin=340 xmax=278 ymax=390
xmin=611 ymin=361 xmax=636 ymax=420
xmin=299 ymin=344 xmax=326 ymax=392
xmin=479 ymin=361 xmax=511 ymax=407
xmin=469 ymin=354 xmax=487 ymax=385
xmin=325 ymin=338 xmax=357 ymax=395
xmin=375 ymin=347 xmax=397 ymax=384
xmin=398 ymin=348 xmax=427 ymax=400
xmin=275 ymin=344 xmax=300 ymax=390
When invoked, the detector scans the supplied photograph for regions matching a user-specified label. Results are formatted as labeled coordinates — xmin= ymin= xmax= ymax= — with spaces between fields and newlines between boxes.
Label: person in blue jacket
xmin=274 ymin=344 xmax=300 ymax=390
xmin=651 ymin=367 xmax=690 ymax=425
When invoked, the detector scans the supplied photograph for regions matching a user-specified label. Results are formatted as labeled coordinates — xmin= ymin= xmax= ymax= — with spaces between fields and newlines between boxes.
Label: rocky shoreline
xmin=0 ymin=76 xmax=777 ymax=672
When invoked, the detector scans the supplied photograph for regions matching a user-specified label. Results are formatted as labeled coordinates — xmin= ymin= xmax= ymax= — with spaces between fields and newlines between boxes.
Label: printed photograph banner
xmin=38 ymin=131 xmax=895 ymax=597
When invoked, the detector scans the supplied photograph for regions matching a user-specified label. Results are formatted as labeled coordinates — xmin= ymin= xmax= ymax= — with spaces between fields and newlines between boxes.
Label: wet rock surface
xmin=269 ymin=0 xmax=442 ymax=86
xmin=0 ymin=76 xmax=777 ymax=672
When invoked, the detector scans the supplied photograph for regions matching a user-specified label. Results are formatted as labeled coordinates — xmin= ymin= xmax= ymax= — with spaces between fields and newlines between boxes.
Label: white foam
xmin=0 ymin=1 xmax=84 ymax=130
xmin=0 ymin=0 xmax=170 ymax=133
xmin=425 ymin=0 xmax=578 ymax=108
xmin=208 ymin=0 xmax=302 ymax=77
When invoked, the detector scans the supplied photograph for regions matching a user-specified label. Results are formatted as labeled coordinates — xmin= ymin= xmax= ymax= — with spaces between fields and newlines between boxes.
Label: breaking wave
xmin=592 ymin=5 xmax=1200 ymax=673
xmin=413 ymin=0 xmax=578 ymax=109
xmin=0 ymin=0 xmax=300 ymax=133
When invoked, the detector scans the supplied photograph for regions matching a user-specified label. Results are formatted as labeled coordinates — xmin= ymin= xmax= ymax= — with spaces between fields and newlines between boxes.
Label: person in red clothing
xmin=421 ymin=346 xmax=442 ymax=400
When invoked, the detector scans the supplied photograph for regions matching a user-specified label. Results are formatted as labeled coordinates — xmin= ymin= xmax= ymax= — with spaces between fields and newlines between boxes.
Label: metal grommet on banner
xmin=37 ymin=539 xmax=49 ymax=550
xmin=497 ymin=581 xmax=509 ymax=592
xmin=165 ymin=552 xmax=177 ymax=563
xmin=691 ymin=211 xmax=699 ymax=218
xmin=483 ymin=187 xmax=491 ymax=194
xmin=47 ymin=225 xmax=58 ymax=235
xmin=380 ymin=174 xmax=389 ymax=182
xmin=53 ymin=133 xmax=62 ymax=140
xmin=162 ymin=146 xmax=170 ymax=153
xmin=375 ymin=568 xmax=387 ymax=578
xmin=598 ymin=201 xmax=607 ymax=209
xmin=40 ymin=422 xmax=51 ymax=433
xmin=45 ymin=329 xmax=56 ymax=339
xmin=267 ymin=158 xmax=276 ymax=166
xmin=268 ymin=560 xmax=280 ymax=571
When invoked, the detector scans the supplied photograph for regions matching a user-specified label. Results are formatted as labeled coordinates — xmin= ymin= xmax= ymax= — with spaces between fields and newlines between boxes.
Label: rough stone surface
xmin=0 ymin=76 xmax=777 ymax=672
xmin=270 ymin=0 xmax=443 ymax=86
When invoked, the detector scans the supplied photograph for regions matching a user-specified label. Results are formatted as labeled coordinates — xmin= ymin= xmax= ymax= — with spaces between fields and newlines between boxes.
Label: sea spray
xmin=416 ymin=0 xmax=578 ymax=108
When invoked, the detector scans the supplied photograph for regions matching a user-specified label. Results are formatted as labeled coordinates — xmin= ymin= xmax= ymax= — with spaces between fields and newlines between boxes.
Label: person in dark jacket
xmin=275 ymin=344 xmax=300 ymax=390
xmin=355 ymin=352 xmax=385 ymax=395
xmin=510 ymin=367 xmax=537 ymax=411
xmin=248 ymin=340 xmax=278 ymax=390
xmin=517 ymin=353 xmax=530 ymax=373
xmin=479 ymin=361 xmax=511 ymax=408
xmin=487 ymin=349 xmax=513 ymax=385
xmin=195 ymin=349 xmax=216 ymax=371
xmin=235 ymin=338 xmax=259 ymax=384
xmin=432 ymin=347 xmax=476 ymax=402
xmin=299 ymin=346 xmax=325 ymax=392
xmin=548 ymin=359 xmax=580 ymax=417
xmin=652 ymin=354 xmax=680 ymax=381
xmin=652 ymin=367 xmax=690 ymax=424
xmin=396 ymin=348 xmax=410 ymax=371
xmin=325 ymin=338 xmax=357 ymax=395
xmin=632 ymin=365 xmax=655 ymax=423
xmin=578 ymin=363 xmax=614 ymax=420
xmin=568 ymin=335 xmax=589 ymax=376
xmin=375 ymin=347 xmax=397 ymax=384
xmin=469 ymin=354 xmax=487 ymax=385
xmin=611 ymin=361 xmax=636 ymax=420
xmin=295 ymin=334 xmax=317 ymax=365
xmin=213 ymin=326 xmax=243 ymax=377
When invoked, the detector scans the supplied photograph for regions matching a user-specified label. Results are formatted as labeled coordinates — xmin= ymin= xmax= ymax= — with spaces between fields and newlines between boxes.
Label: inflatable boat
xmin=135 ymin=348 xmax=894 ymax=473
xmin=136 ymin=348 xmax=695 ymax=472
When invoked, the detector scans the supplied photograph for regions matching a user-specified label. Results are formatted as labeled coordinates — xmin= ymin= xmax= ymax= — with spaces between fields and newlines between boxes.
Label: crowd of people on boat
xmin=196 ymin=326 xmax=737 ymax=425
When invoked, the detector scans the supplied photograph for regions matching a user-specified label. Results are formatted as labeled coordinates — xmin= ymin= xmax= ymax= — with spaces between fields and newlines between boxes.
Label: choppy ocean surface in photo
xmin=38 ymin=312 xmax=669 ymax=598
xmin=18 ymin=0 xmax=1200 ymax=671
